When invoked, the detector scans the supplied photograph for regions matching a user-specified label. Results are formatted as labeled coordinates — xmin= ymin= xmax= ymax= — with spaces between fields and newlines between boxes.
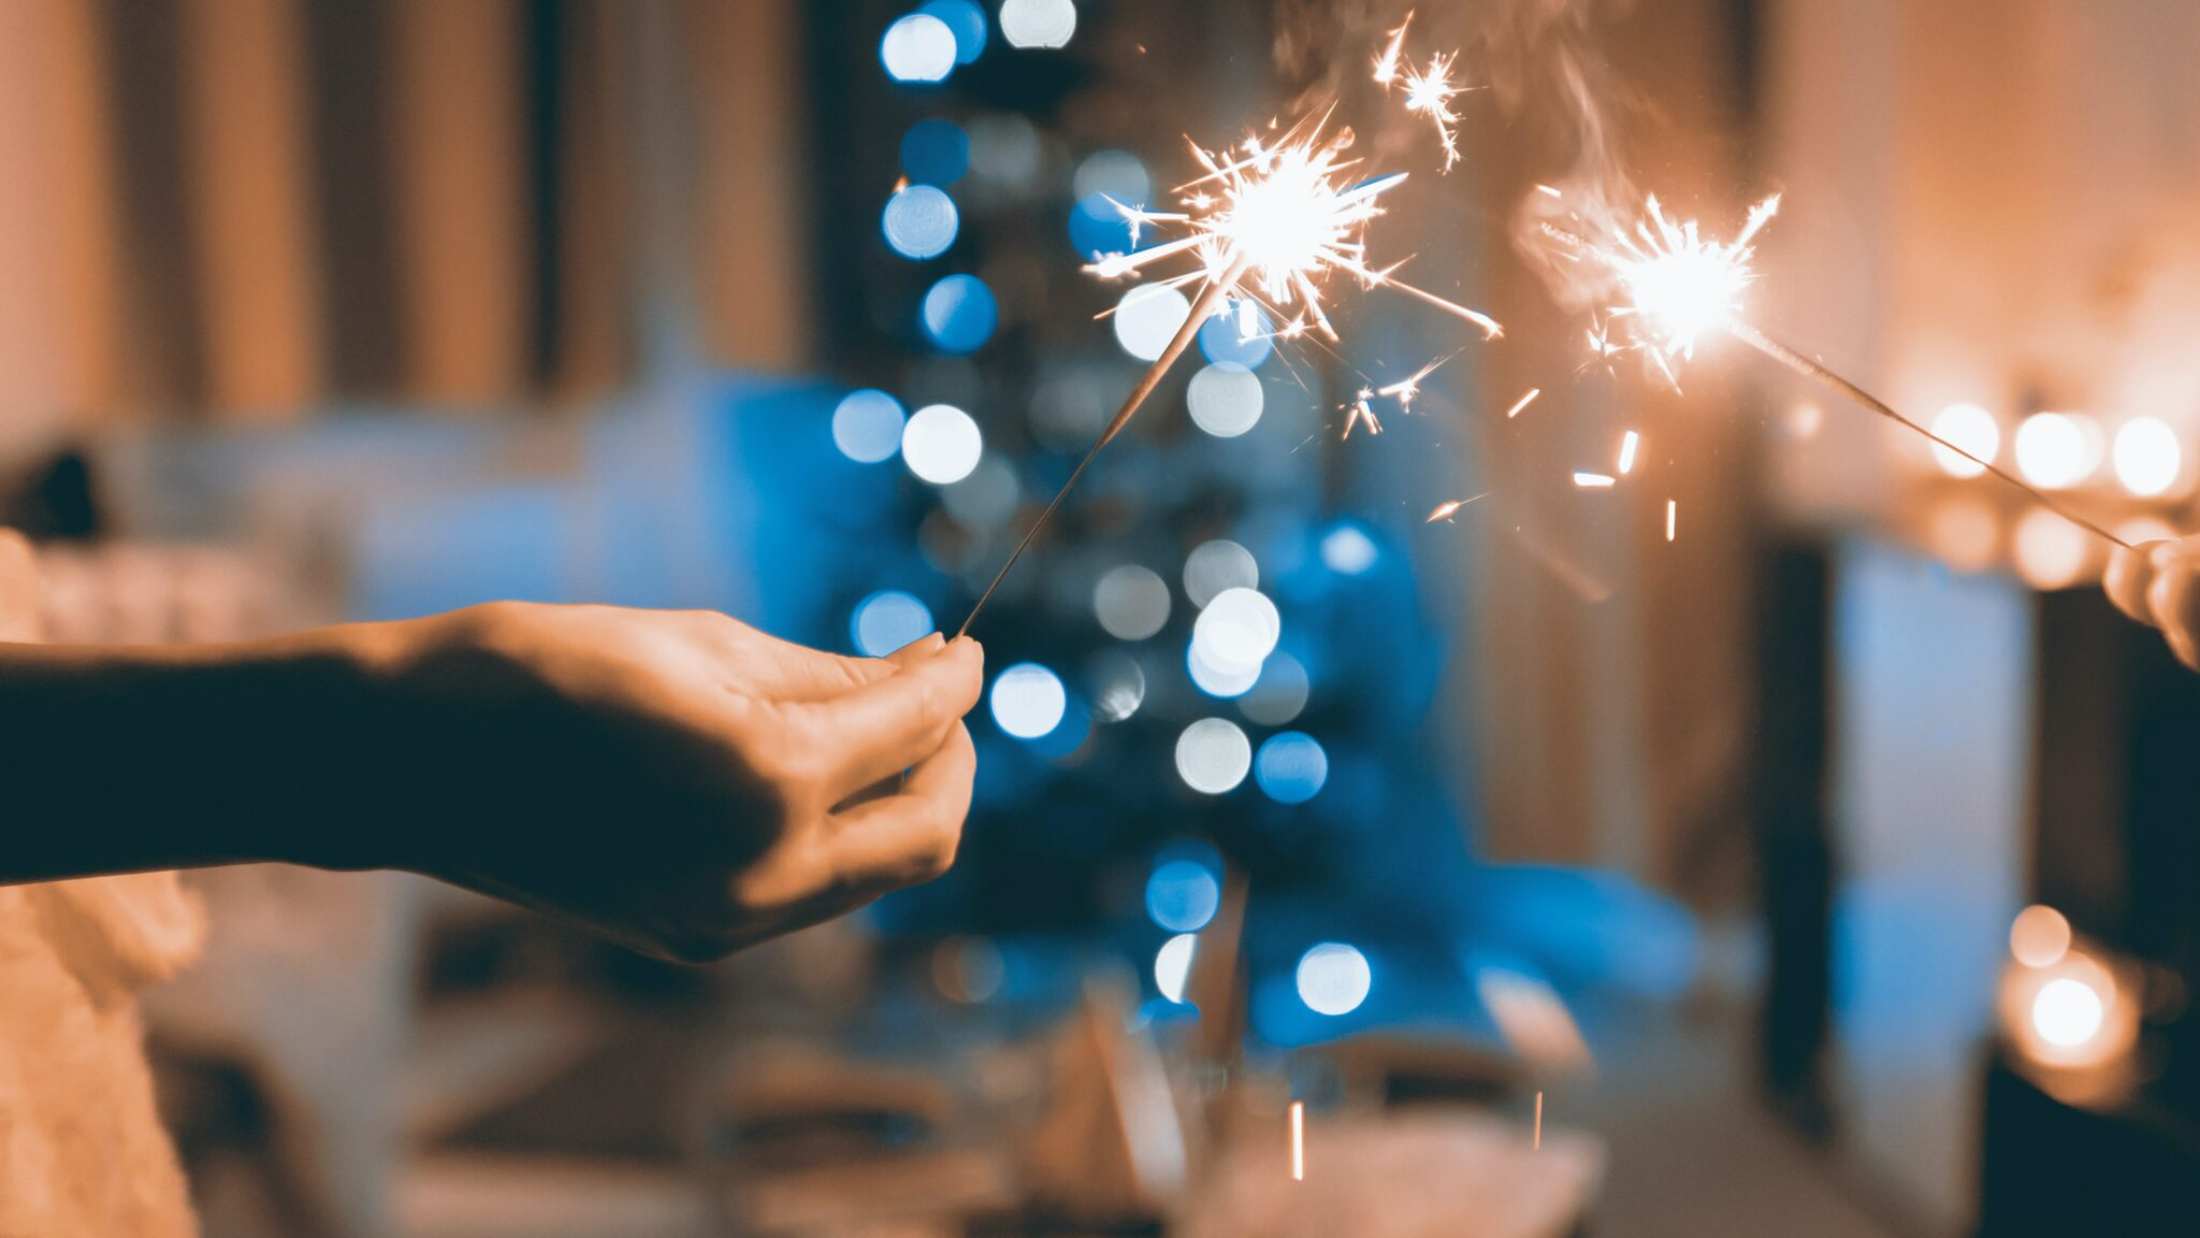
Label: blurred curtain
xmin=0 ymin=0 xmax=812 ymax=435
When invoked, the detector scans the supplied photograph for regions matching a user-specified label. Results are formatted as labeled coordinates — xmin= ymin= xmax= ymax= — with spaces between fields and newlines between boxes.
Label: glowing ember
xmin=1572 ymin=471 xmax=1616 ymax=488
xmin=1617 ymin=429 xmax=1640 ymax=474
xmin=1289 ymin=1100 xmax=1306 ymax=1181
xmin=1665 ymin=498 xmax=1677 ymax=542
xmin=1504 ymin=387 xmax=1542 ymax=419
xmin=1425 ymin=493 xmax=1488 ymax=523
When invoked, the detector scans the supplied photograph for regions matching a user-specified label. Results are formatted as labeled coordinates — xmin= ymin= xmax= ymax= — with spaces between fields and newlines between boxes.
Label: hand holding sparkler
xmin=2106 ymin=537 xmax=2200 ymax=670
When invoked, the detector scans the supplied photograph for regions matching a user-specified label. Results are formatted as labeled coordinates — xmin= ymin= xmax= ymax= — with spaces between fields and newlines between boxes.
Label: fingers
xmin=827 ymin=721 xmax=976 ymax=889
xmin=2149 ymin=557 xmax=2200 ymax=671
xmin=787 ymin=637 xmax=983 ymax=801
xmin=2104 ymin=540 xmax=2169 ymax=625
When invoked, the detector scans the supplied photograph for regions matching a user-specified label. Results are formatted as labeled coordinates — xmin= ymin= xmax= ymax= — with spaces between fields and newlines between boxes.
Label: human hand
xmin=2105 ymin=537 xmax=2200 ymax=670
xmin=0 ymin=529 xmax=36 ymax=641
xmin=344 ymin=602 xmax=983 ymax=961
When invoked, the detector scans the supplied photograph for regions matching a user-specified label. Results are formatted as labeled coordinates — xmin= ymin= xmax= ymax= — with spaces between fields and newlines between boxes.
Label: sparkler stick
xmin=1727 ymin=322 xmax=2132 ymax=549
xmin=957 ymin=257 xmax=1250 ymax=636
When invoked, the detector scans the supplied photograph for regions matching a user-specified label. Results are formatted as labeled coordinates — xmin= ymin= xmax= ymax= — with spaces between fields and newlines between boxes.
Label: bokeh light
xmin=850 ymin=590 xmax=934 ymax=658
xmin=1094 ymin=564 xmax=1171 ymax=640
xmin=917 ymin=0 xmax=988 ymax=63
xmin=1198 ymin=300 xmax=1274 ymax=369
xmin=999 ymin=0 xmax=1077 ymax=48
xmin=2112 ymin=416 xmax=2181 ymax=497
xmin=2014 ymin=412 xmax=2099 ymax=490
xmin=1240 ymin=651 xmax=1310 ymax=726
xmin=1072 ymin=149 xmax=1150 ymax=207
xmin=1192 ymin=587 xmax=1280 ymax=673
xmin=940 ymin=456 xmax=1020 ymax=529
xmin=902 ymin=403 xmax=983 ymax=484
xmin=831 ymin=389 xmax=907 ymax=463
xmin=1187 ymin=639 xmax=1262 ymax=698
xmin=1929 ymin=402 xmax=1999 ymax=479
xmin=921 ymin=273 xmax=998 ymax=353
xmin=1155 ymin=933 xmax=1198 ymax=1003
xmin=1175 ymin=717 xmax=1252 ymax=794
xmin=1068 ymin=193 xmax=1140 ymax=261
xmin=990 ymin=662 xmax=1067 ymax=739
xmin=2010 ymin=904 xmax=2072 ymax=969
xmin=880 ymin=13 xmax=957 ymax=83
xmin=1295 ymin=942 xmax=1372 ymax=1016
xmin=1145 ymin=859 xmax=1221 ymax=932
xmin=2012 ymin=506 xmax=2091 ymax=590
xmin=2032 ymin=976 xmax=2105 ymax=1048
xmin=967 ymin=114 xmax=1040 ymax=185
xmin=1113 ymin=283 xmax=1193 ymax=361
xmin=1088 ymin=650 xmax=1147 ymax=722
xmin=882 ymin=184 xmax=959 ymax=260
xmin=1183 ymin=539 xmax=1257 ymax=607
xmin=1255 ymin=731 xmax=1328 ymax=804
xmin=1186 ymin=363 xmax=1264 ymax=438
xmin=1320 ymin=524 xmax=1379 ymax=575
xmin=900 ymin=118 xmax=970 ymax=186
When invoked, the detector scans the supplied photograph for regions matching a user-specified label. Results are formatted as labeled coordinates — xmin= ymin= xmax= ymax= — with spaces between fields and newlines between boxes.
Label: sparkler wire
xmin=958 ymin=255 xmax=1254 ymax=635
xmin=1729 ymin=321 xmax=2133 ymax=550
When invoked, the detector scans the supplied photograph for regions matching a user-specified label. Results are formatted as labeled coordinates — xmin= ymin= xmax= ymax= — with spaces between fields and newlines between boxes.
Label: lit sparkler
xmin=1549 ymin=190 xmax=2133 ymax=550
xmin=1372 ymin=11 xmax=1466 ymax=171
xmin=958 ymin=112 xmax=1505 ymax=632
xmin=1371 ymin=12 xmax=1412 ymax=89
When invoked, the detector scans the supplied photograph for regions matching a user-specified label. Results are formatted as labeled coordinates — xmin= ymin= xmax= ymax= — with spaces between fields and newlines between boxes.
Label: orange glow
xmin=2009 ymin=904 xmax=2071 ymax=968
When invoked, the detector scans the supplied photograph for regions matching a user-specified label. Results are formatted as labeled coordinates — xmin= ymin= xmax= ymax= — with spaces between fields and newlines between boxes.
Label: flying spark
xmin=1505 ymin=387 xmax=1542 ymax=419
xmin=1666 ymin=498 xmax=1677 ymax=541
xmin=1289 ymin=1100 xmax=1305 ymax=1181
xmin=1342 ymin=388 xmax=1384 ymax=440
xmin=1533 ymin=1092 xmax=1544 ymax=1151
xmin=1401 ymin=51 xmax=1465 ymax=170
xmin=1371 ymin=11 xmax=1412 ymax=88
xmin=1573 ymin=471 xmax=1616 ymax=489
xmin=1617 ymin=429 xmax=1641 ymax=474
xmin=1376 ymin=351 xmax=1456 ymax=410
xmin=1425 ymin=493 xmax=1489 ymax=523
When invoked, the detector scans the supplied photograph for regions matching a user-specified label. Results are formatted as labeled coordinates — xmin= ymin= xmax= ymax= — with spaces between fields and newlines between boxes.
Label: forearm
xmin=0 ymin=624 xmax=412 ymax=884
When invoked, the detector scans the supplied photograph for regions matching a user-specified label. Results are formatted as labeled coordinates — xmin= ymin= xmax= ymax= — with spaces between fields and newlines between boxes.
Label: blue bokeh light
xmin=830 ymin=389 xmax=907 ymax=463
xmin=1145 ymin=859 xmax=1221 ymax=933
xmin=900 ymin=118 xmax=970 ymax=186
xmin=917 ymin=0 xmax=988 ymax=63
xmin=850 ymin=590 xmax=934 ymax=658
xmin=880 ymin=13 xmax=957 ymax=83
xmin=921 ymin=274 xmax=998 ymax=353
xmin=1320 ymin=523 xmax=1379 ymax=575
xmin=1197 ymin=299 xmax=1274 ymax=370
xmin=882 ymin=184 xmax=959 ymax=260
xmin=1068 ymin=192 xmax=1139 ymax=261
xmin=1255 ymin=731 xmax=1329 ymax=804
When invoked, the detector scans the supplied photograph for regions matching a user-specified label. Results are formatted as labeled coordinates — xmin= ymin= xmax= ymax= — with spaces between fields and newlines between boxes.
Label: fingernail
xmin=920 ymin=632 xmax=946 ymax=652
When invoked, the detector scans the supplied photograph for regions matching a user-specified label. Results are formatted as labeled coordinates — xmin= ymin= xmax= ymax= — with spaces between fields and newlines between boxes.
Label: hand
xmin=0 ymin=529 xmax=36 ymax=641
xmin=2105 ymin=537 xmax=2200 ymax=670
xmin=351 ymin=602 xmax=983 ymax=961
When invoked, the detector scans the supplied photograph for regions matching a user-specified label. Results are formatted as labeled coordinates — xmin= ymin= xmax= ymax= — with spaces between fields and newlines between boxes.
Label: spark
xmin=1376 ymin=351 xmax=1456 ymax=410
xmin=1401 ymin=51 xmax=1465 ymax=170
xmin=1342 ymin=388 xmax=1384 ymax=440
xmin=1504 ymin=387 xmax=1542 ymax=419
xmin=1371 ymin=11 xmax=1412 ymax=89
xmin=1666 ymin=498 xmax=1677 ymax=542
xmin=1425 ymin=492 xmax=1489 ymax=523
xmin=1533 ymin=1092 xmax=1544 ymax=1151
xmin=1572 ymin=471 xmax=1616 ymax=489
xmin=1289 ymin=1101 xmax=1305 ymax=1181
xmin=1087 ymin=113 xmax=1499 ymax=342
xmin=1617 ymin=429 xmax=1640 ymax=474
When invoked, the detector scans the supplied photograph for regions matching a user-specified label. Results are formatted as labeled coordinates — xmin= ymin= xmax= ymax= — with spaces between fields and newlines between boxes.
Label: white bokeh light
xmin=999 ymin=0 xmax=1077 ymax=48
xmin=1093 ymin=564 xmax=1172 ymax=640
xmin=1155 ymin=933 xmax=1197 ymax=1003
xmin=880 ymin=13 xmax=957 ymax=82
xmin=1113 ymin=283 xmax=1193 ymax=361
xmin=941 ymin=455 xmax=1021 ymax=528
xmin=2014 ymin=412 xmax=2099 ymax=490
xmin=831 ymin=389 xmax=907 ymax=463
xmin=902 ymin=404 xmax=983 ymax=484
xmin=2031 ymin=976 xmax=2105 ymax=1048
xmin=1089 ymin=650 xmax=1147 ymax=722
xmin=2013 ymin=507 xmax=2090 ymax=591
xmin=1175 ymin=717 xmax=1252 ymax=794
xmin=1929 ymin=402 xmax=1999 ymax=479
xmin=1072 ymin=149 xmax=1150 ymax=207
xmin=1187 ymin=640 xmax=1262 ymax=698
xmin=990 ymin=662 xmax=1067 ymax=739
xmin=1183 ymin=539 xmax=1257 ymax=608
xmin=2112 ymin=417 xmax=2181 ymax=497
xmin=1187 ymin=363 xmax=1264 ymax=438
xmin=1192 ymin=587 xmax=1280 ymax=673
xmin=1320 ymin=524 xmax=1378 ymax=575
xmin=1296 ymin=942 xmax=1372 ymax=1016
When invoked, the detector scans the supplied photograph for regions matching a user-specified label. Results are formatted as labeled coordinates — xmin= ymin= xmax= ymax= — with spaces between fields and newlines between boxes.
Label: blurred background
xmin=2 ymin=1 xmax=2198 ymax=1235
